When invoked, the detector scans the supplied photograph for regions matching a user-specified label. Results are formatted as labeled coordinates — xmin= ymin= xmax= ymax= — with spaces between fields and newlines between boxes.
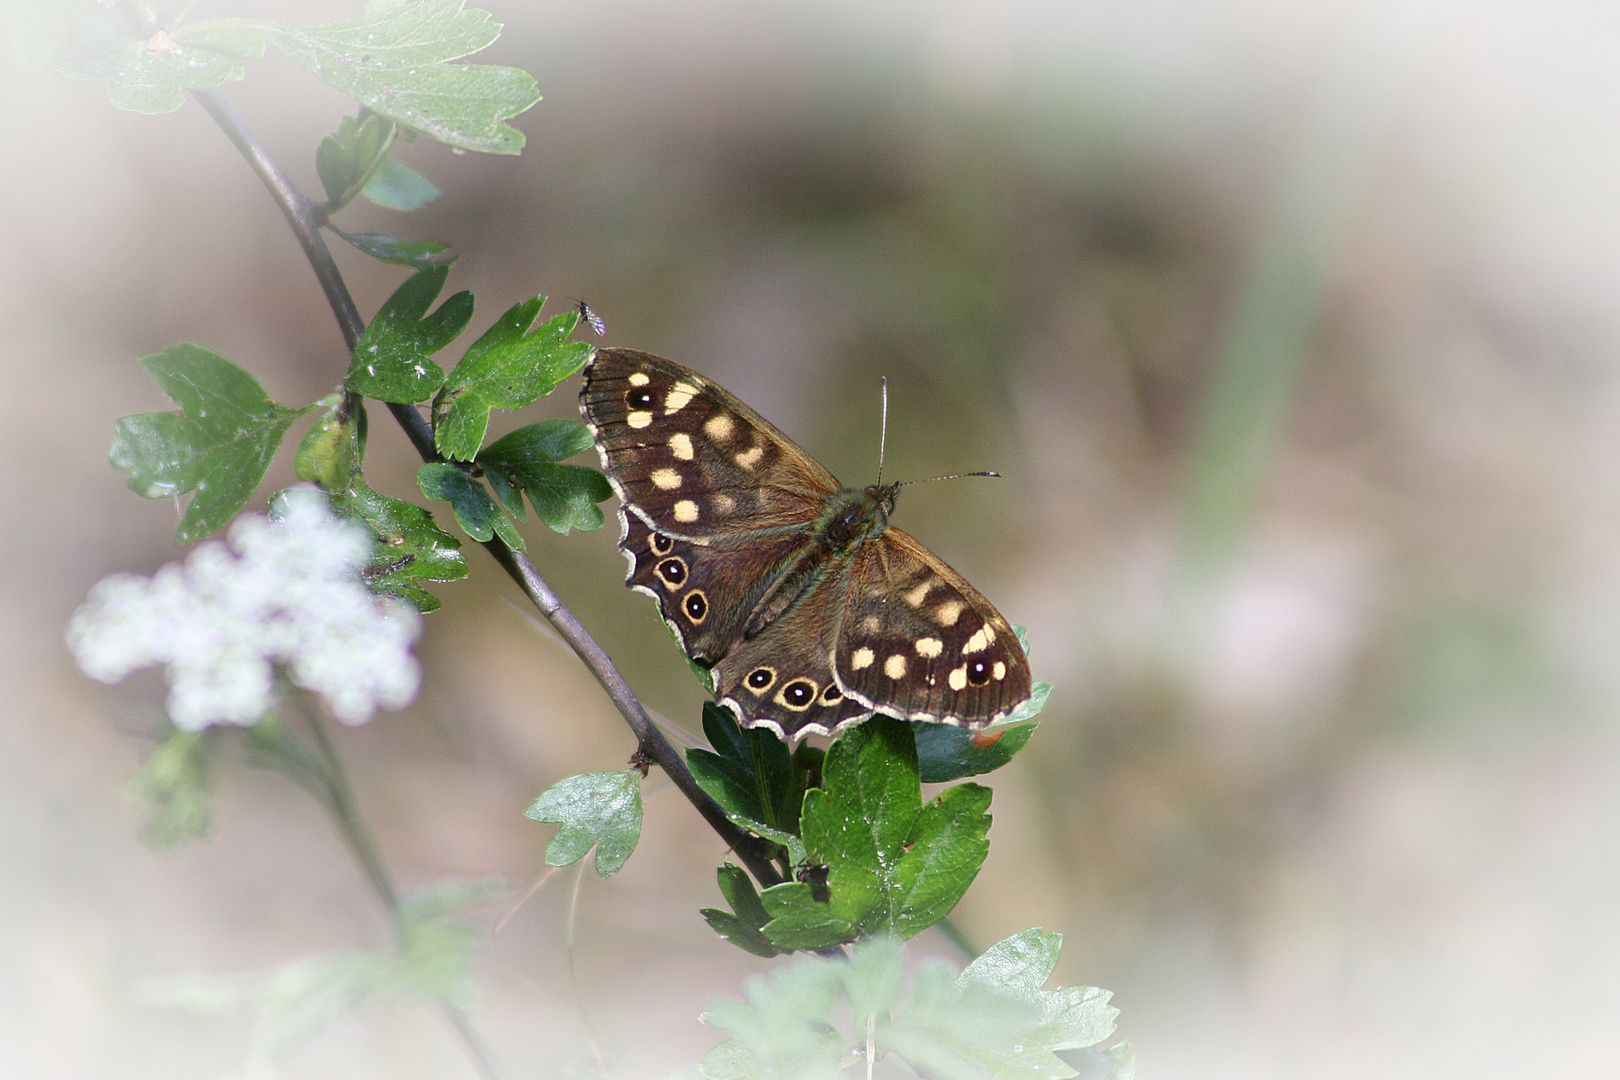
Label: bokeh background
xmin=6 ymin=0 xmax=1620 ymax=1076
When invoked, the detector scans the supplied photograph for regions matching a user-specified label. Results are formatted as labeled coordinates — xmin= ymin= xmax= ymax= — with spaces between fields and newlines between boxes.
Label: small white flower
xmin=67 ymin=487 xmax=421 ymax=730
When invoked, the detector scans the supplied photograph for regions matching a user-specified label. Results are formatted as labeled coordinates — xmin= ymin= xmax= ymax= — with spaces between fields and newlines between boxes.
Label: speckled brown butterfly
xmin=580 ymin=348 xmax=1032 ymax=742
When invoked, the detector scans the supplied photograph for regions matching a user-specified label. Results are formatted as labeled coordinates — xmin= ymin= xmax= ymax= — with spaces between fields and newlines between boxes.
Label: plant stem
xmin=188 ymin=86 xmax=784 ymax=889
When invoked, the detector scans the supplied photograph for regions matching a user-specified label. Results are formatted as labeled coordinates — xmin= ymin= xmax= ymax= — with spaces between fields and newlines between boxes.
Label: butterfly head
xmin=822 ymin=482 xmax=901 ymax=550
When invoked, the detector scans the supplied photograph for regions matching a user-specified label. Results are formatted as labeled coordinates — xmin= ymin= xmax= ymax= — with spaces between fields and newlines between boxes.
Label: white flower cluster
xmin=67 ymin=487 xmax=421 ymax=730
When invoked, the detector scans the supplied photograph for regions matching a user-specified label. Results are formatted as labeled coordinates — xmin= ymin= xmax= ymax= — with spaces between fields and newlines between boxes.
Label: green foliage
xmin=127 ymin=728 xmax=214 ymax=848
xmin=136 ymin=877 xmax=500 ymax=1066
xmin=477 ymin=420 xmax=613 ymax=534
xmin=700 ymin=932 xmax=1128 ymax=1080
xmin=247 ymin=0 xmax=538 ymax=155
xmin=330 ymin=228 xmax=452 ymax=268
xmin=915 ymin=720 xmax=1038 ymax=783
xmin=341 ymin=479 xmax=467 ymax=612
xmin=346 ymin=265 xmax=473 ymax=403
xmin=110 ymin=344 xmax=308 ymax=542
xmin=50 ymin=14 xmax=264 ymax=114
xmin=432 ymin=297 xmax=590 ymax=461
xmin=701 ymin=864 xmax=781 ymax=958
xmin=524 ymin=769 xmax=644 ymax=876
xmin=316 ymin=112 xmax=397 ymax=212
xmin=418 ymin=461 xmax=526 ymax=550
xmin=46 ymin=1 xmax=539 ymax=153
xmin=362 ymin=156 xmax=443 ymax=211
xmin=688 ymin=703 xmax=815 ymax=864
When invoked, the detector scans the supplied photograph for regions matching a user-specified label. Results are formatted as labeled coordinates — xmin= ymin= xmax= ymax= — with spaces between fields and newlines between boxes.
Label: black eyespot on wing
xmin=967 ymin=658 xmax=992 ymax=686
xmin=820 ymin=685 xmax=843 ymax=703
xmin=657 ymin=558 xmax=686 ymax=586
xmin=684 ymin=591 xmax=708 ymax=622
xmin=747 ymin=668 xmax=775 ymax=689
xmin=781 ymin=680 xmax=815 ymax=708
xmin=626 ymin=387 xmax=656 ymax=409
xmin=650 ymin=533 xmax=674 ymax=555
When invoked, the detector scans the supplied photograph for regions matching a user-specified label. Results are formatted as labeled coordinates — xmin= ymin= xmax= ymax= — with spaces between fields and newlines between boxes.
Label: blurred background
xmin=6 ymin=0 xmax=1620 ymax=1075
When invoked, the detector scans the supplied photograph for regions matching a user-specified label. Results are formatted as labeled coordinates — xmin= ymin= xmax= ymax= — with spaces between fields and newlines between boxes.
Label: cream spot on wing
xmin=993 ymin=661 xmax=1007 ymax=681
xmin=851 ymin=647 xmax=875 ymax=670
xmin=626 ymin=411 xmax=653 ymax=429
xmin=963 ymin=626 xmax=991 ymax=654
xmin=650 ymin=468 xmax=682 ymax=490
xmin=903 ymin=580 xmax=932 ymax=607
xmin=668 ymin=432 xmax=694 ymax=460
xmin=628 ymin=372 xmax=650 ymax=386
xmin=673 ymin=499 xmax=699 ymax=523
xmin=934 ymin=600 xmax=963 ymax=626
xmin=734 ymin=444 xmax=763 ymax=469
xmin=712 ymin=493 xmax=736 ymax=513
xmin=884 ymin=654 xmax=907 ymax=679
xmin=705 ymin=414 xmax=734 ymax=441
xmin=915 ymin=637 xmax=943 ymax=658
xmin=665 ymin=382 xmax=698 ymax=413
xmin=948 ymin=666 xmax=968 ymax=691
xmin=859 ymin=615 xmax=881 ymax=633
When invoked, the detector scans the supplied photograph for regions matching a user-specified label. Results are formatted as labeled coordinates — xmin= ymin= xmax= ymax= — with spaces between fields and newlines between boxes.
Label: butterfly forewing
xmin=581 ymin=349 xmax=839 ymax=539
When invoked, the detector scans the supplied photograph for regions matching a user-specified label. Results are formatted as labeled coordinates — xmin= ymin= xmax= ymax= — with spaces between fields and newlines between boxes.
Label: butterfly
xmin=580 ymin=348 xmax=1032 ymax=741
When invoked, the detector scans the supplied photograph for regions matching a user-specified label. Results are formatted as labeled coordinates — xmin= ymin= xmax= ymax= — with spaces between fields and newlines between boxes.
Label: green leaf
xmin=699 ymin=956 xmax=846 ymax=1079
xmin=316 ymin=112 xmax=395 ymax=211
xmin=244 ymin=0 xmax=540 ymax=154
xmin=127 ymin=728 xmax=214 ymax=849
xmin=687 ymin=703 xmax=804 ymax=834
xmin=433 ymin=298 xmax=590 ymax=460
xmin=362 ymin=156 xmax=441 ymax=211
xmin=339 ymin=478 xmax=466 ymax=612
xmin=346 ymin=264 xmax=472 ymax=403
xmin=417 ymin=462 xmax=524 ymax=550
xmin=330 ymin=228 xmax=452 ymax=268
xmin=476 ymin=420 xmax=612 ymax=533
xmin=525 ymin=770 xmax=643 ymax=876
xmin=51 ymin=11 xmax=264 ymax=114
xmin=110 ymin=344 xmax=305 ymax=543
xmin=1004 ymin=679 xmax=1052 ymax=727
xmin=392 ymin=878 xmax=501 ymax=1002
xmin=916 ymin=721 xmax=1037 ymax=783
xmin=759 ymin=717 xmax=992 ymax=951
xmin=294 ymin=394 xmax=362 ymax=492
xmin=700 ymin=864 xmax=781 ymax=958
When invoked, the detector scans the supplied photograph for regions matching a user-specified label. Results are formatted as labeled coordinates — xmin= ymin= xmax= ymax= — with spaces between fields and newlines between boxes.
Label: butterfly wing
xmin=581 ymin=348 xmax=841 ymax=540
xmin=831 ymin=528 xmax=1033 ymax=726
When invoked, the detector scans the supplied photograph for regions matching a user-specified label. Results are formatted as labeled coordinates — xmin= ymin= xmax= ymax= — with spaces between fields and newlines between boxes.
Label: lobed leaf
xmin=524 ymin=770 xmax=643 ymax=876
xmin=699 ymin=864 xmax=781 ymax=958
xmin=476 ymin=420 xmax=611 ymax=534
xmin=346 ymin=264 xmax=472 ymax=403
xmin=245 ymin=0 xmax=540 ymax=154
xmin=433 ymin=298 xmax=589 ymax=460
xmin=331 ymin=229 xmax=452 ymax=269
xmin=110 ymin=344 xmax=305 ymax=542
xmin=342 ymin=478 xmax=466 ymax=612
xmin=417 ymin=462 xmax=524 ymax=550
xmin=51 ymin=11 xmax=264 ymax=114
xmin=916 ymin=720 xmax=1038 ymax=782
xmin=316 ymin=112 xmax=395 ymax=211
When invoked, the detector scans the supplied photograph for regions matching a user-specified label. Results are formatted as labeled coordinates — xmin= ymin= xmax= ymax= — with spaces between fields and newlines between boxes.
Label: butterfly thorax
xmin=818 ymin=483 xmax=899 ymax=551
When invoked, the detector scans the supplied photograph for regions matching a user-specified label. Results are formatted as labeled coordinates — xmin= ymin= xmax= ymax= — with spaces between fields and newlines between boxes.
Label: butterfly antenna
xmin=877 ymin=376 xmax=889 ymax=485
xmin=898 ymin=470 xmax=1002 ymax=488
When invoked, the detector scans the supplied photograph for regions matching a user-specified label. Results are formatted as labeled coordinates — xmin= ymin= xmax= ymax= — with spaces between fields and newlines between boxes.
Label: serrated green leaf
xmin=110 ymin=344 xmax=305 ymax=543
xmin=127 ymin=727 xmax=214 ymax=849
xmin=346 ymin=265 xmax=471 ymax=403
xmin=417 ymin=462 xmax=523 ymax=550
xmin=241 ymin=0 xmax=539 ymax=154
xmin=476 ymin=420 xmax=611 ymax=533
xmin=687 ymin=703 xmax=803 ymax=833
xmin=330 ymin=228 xmax=452 ymax=268
xmin=524 ymin=770 xmax=643 ymax=876
xmin=362 ymin=155 xmax=441 ymax=210
xmin=758 ymin=717 xmax=991 ymax=951
xmin=51 ymin=11 xmax=264 ymax=114
xmin=316 ymin=112 xmax=395 ymax=210
xmin=916 ymin=721 xmax=1037 ymax=783
xmin=701 ymin=863 xmax=782 ymax=958
xmin=433 ymin=299 xmax=590 ymax=460
xmin=337 ymin=478 xmax=466 ymax=612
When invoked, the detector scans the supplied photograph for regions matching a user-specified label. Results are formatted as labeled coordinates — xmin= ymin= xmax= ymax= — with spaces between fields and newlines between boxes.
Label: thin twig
xmin=189 ymin=86 xmax=784 ymax=889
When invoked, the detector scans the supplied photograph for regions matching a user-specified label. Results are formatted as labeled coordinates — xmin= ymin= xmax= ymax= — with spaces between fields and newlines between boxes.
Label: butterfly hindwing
xmin=832 ymin=528 xmax=1033 ymax=726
